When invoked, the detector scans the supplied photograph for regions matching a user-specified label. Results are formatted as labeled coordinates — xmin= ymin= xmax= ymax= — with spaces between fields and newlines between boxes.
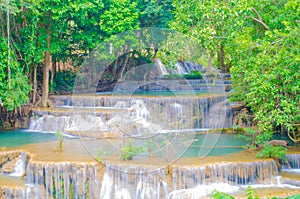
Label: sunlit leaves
xmin=100 ymin=0 xmax=139 ymax=36
xmin=230 ymin=0 xmax=300 ymax=144
xmin=0 ymin=37 xmax=30 ymax=111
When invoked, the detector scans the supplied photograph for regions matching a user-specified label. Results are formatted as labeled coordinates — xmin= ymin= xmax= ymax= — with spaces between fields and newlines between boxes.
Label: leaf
xmin=245 ymin=186 xmax=259 ymax=199
xmin=211 ymin=190 xmax=235 ymax=199
xmin=285 ymin=194 xmax=300 ymax=199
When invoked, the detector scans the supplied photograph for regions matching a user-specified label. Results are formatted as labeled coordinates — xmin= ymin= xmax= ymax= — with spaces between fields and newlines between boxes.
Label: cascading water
xmin=100 ymin=164 xmax=168 ymax=199
xmin=171 ymin=160 xmax=279 ymax=189
xmin=1 ymin=150 xmax=299 ymax=198
xmin=25 ymin=161 xmax=102 ymax=199
xmin=29 ymin=95 xmax=233 ymax=133
xmin=175 ymin=61 xmax=204 ymax=74
xmin=153 ymin=58 xmax=169 ymax=76
xmin=9 ymin=152 xmax=27 ymax=177
xmin=282 ymin=154 xmax=300 ymax=169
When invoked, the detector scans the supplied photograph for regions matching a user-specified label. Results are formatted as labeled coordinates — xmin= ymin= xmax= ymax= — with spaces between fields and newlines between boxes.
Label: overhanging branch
xmin=251 ymin=8 xmax=269 ymax=30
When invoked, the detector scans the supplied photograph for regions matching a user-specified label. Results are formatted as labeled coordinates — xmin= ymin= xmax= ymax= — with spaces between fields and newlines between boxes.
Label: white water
xmin=9 ymin=152 xmax=27 ymax=177
xmin=154 ymin=58 xmax=168 ymax=75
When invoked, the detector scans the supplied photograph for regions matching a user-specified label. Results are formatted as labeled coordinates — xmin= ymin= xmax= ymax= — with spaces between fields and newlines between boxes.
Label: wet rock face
xmin=0 ymin=106 xmax=31 ymax=130
xmin=0 ymin=151 xmax=22 ymax=173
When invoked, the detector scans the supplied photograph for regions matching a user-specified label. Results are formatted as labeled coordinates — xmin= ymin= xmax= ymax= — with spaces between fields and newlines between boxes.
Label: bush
xmin=257 ymin=145 xmax=287 ymax=161
xmin=183 ymin=70 xmax=203 ymax=79
xmin=55 ymin=131 xmax=64 ymax=152
xmin=51 ymin=71 xmax=76 ymax=94
xmin=120 ymin=141 xmax=144 ymax=160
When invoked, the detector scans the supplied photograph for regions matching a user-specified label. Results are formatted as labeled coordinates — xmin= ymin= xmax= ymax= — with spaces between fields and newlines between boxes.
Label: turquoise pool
xmin=0 ymin=129 xmax=58 ymax=148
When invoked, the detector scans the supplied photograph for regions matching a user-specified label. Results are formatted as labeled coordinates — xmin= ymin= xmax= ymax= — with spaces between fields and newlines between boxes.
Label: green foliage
xmin=171 ymin=0 xmax=299 ymax=146
xmin=245 ymin=185 xmax=259 ymax=199
xmin=257 ymin=145 xmax=287 ymax=161
xmin=51 ymin=71 xmax=76 ymax=94
xmin=0 ymin=36 xmax=31 ymax=111
xmin=229 ymin=0 xmax=300 ymax=144
xmin=100 ymin=0 xmax=139 ymax=36
xmin=55 ymin=131 xmax=64 ymax=152
xmin=285 ymin=194 xmax=300 ymax=199
xmin=138 ymin=0 xmax=174 ymax=28
xmin=236 ymin=127 xmax=258 ymax=147
xmin=183 ymin=70 xmax=203 ymax=79
xmin=171 ymin=0 xmax=243 ymax=71
xmin=212 ymin=186 xmax=299 ymax=199
xmin=212 ymin=190 xmax=235 ymax=199
xmin=120 ymin=141 xmax=144 ymax=160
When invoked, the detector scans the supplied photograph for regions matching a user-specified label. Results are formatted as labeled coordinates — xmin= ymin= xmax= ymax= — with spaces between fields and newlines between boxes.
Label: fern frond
xmin=245 ymin=186 xmax=259 ymax=199
xmin=212 ymin=190 xmax=235 ymax=199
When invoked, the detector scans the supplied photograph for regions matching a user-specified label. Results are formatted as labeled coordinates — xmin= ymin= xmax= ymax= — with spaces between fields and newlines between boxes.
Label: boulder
xmin=268 ymin=140 xmax=288 ymax=147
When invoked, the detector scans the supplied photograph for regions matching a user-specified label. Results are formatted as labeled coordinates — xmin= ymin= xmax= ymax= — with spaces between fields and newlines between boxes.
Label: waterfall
xmin=154 ymin=58 xmax=168 ymax=76
xmin=9 ymin=152 xmax=27 ymax=177
xmin=1 ymin=157 xmax=298 ymax=198
xmin=29 ymin=115 xmax=72 ymax=133
xmin=100 ymin=164 xmax=168 ymax=199
xmin=282 ymin=154 xmax=300 ymax=169
xmin=26 ymin=161 xmax=102 ymax=199
xmin=3 ymin=187 xmax=29 ymax=199
xmin=169 ymin=160 xmax=280 ymax=198
xmin=29 ymin=95 xmax=233 ymax=133
xmin=175 ymin=61 xmax=203 ymax=74
xmin=171 ymin=160 xmax=279 ymax=189
xmin=200 ymin=97 xmax=231 ymax=129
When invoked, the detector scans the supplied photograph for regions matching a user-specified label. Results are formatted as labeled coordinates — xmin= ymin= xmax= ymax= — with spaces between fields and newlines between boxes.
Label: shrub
xmin=183 ymin=70 xmax=203 ymax=79
xmin=120 ymin=141 xmax=144 ymax=160
xmin=55 ymin=131 xmax=64 ymax=152
xmin=51 ymin=71 xmax=76 ymax=94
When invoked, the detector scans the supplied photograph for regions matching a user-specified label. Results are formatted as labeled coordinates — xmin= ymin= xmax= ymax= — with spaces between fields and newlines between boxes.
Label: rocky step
xmin=280 ymin=170 xmax=300 ymax=186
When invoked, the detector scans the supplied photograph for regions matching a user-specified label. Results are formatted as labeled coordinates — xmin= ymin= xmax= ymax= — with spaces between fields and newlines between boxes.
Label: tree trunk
xmin=32 ymin=66 xmax=37 ymax=105
xmin=217 ymin=43 xmax=226 ymax=72
xmin=112 ymin=51 xmax=119 ymax=80
xmin=119 ymin=48 xmax=130 ymax=80
xmin=41 ymin=35 xmax=50 ymax=107
xmin=50 ymin=57 xmax=56 ymax=85
xmin=207 ymin=51 xmax=213 ymax=74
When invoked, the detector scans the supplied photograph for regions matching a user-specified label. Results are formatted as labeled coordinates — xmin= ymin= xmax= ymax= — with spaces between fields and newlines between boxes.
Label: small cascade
xmin=280 ymin=154 xmax=300 ymax=187
xmin=171 ymin=159 xmax=279 ymax=190
xmin=9 ymin=152 xmax=27 ymax=177
xmin=154 ymin=58 xmax=168 ymax=76
xmin=2 ymin=187 xmax=30 ymax=199
xmin=200 ymin=97 xmax=232 ymax=129
xmin=100 ymin=164 xmax=168 ymax=199
xmin=1 ymin=151 xmax=26 ymax=176
xmin=175 ymin=61 xmax=204 ymax=74
xmin=282 ymin=154 xmax=300 ymax=169
xmin=26 ymin=161 xmax=102 ymax=199
xmin=29 ymin=115 xmax=72 ymax=133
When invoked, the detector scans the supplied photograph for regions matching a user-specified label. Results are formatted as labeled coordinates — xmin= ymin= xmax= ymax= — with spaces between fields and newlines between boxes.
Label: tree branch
xmin=251 ymin=8 xmax=269 ymax=30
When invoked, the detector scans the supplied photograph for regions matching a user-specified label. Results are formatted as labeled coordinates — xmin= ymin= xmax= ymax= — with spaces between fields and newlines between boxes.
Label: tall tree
xmin=229 ymin=0 xmax=300 ymax=145
xmin=170 ymin=0 xmax=242 ymax=72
